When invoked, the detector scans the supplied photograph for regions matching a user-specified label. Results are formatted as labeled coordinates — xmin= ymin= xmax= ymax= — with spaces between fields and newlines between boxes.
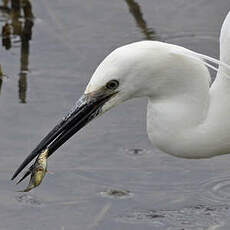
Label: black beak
xmin=11 ymin=89 xmax=116 ymax=182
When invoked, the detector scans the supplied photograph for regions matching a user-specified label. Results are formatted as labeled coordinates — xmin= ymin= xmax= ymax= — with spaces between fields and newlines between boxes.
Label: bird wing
xmin=193 ymin=11 xmax=230 ymax=80
xmin=219 ymin=11 xmax=230 ymax=69
xmin=171 ymin=11 xmax=230 ymax=82
xmin=210 ymin=10 xmax=230 ymax=92
xmin=170 ymin=47 xmax=230 ymax=80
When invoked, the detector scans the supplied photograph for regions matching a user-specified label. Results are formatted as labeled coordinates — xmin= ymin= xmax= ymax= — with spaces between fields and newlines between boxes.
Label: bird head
xmin=85 ymin=41 xmax=170 ymax=112
xmin=12 ymin=40 xmax=205 ymax=181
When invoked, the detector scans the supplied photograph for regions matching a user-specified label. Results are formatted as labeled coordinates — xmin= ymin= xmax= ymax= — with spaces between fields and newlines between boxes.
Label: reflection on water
xmin=124 ymin=0 xmax=217 ymax=44
xmin=124 ymin=0 xmax=160 ymax=40
xmin=0 ymin=64 xmax=3 ymax=94
xmin=0 ymin=0 xmax=230 ymax=229
xmin=0 ymin=0 xmax=33 ymax=103
xmin=0 ymin=63 xmax=9 ymax=94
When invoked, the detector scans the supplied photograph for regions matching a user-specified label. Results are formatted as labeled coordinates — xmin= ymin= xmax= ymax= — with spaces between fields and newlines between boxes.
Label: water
xmin=1 ymin=0 xmax=230 ymax=229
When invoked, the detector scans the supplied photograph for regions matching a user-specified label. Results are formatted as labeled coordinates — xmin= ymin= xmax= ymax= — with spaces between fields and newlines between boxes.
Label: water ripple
xmin=100 ymin=188 xmax=134 ymax=199
xmin=15 ymin=194 xmax=43 ymax=206
xmin=199 ymin=176 xmax=230 ymax=204
xmin=117 ymin=205 xmax=229 ymax=229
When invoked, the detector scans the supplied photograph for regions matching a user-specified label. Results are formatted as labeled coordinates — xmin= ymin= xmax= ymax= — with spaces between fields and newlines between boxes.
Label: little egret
xmin=12 ymin=11 xmax=230 ymax=183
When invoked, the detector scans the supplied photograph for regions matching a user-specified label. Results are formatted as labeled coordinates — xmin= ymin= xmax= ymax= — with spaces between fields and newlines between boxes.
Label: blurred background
xmin=0 ymin=0 xmax=230 ymax=229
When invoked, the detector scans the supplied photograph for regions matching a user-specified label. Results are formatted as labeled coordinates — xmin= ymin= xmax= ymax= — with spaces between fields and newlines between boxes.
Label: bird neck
xmin=147 ymin=72 xmax=230 ymax=159
xmin=146 ymin=53 xmax=218 ymax=159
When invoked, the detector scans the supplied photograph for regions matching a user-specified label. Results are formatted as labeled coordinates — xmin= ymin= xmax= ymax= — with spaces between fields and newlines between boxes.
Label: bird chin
xmin=101 ymin=94 xmax=120 ymax=113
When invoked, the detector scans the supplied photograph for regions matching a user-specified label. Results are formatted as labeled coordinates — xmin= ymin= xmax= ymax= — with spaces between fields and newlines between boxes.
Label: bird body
xmin=85 ymin=10 xmax=230 ymax=159
xmin=87 ymin=40 xmax=218 ymax=159
xmin=12 ymin=10 xmax=230 ymax=185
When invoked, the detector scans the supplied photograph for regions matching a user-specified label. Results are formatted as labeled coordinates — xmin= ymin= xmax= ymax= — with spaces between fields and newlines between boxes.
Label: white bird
xmin=12 ymin=11 xmax=230 ymax=183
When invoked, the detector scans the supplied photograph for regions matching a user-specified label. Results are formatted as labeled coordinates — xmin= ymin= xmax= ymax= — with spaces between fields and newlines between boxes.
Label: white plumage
xmin=12 ymin=11 xmax=230 ymax=184
xmin=85 ymin=11 xmax=230 ymax=159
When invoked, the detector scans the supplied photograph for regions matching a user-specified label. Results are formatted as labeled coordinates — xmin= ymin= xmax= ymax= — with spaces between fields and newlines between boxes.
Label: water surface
xmin=1 ymin=0 xmax=230 ymax=229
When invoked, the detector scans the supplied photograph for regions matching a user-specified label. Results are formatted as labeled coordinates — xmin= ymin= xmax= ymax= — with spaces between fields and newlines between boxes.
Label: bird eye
xmin=106 ymin=80 xmax=119 ymax=90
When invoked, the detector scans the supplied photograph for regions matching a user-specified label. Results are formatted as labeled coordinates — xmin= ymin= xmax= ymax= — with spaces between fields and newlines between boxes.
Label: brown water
xmin=1 ymin=0 xmax=230 ymax=229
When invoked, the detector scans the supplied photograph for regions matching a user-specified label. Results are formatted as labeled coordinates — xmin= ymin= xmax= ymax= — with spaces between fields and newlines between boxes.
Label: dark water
xmin=1 ymin=0 xmax=230 ymax=229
